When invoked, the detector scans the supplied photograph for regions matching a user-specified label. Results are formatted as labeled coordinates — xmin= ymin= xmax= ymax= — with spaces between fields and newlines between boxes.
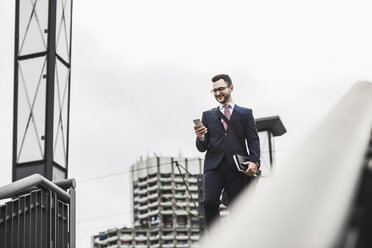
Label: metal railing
xmin=201 ymin=81 xmax=372 ymax=248
xmin=0 ymin=174 xmax=76 ymax=248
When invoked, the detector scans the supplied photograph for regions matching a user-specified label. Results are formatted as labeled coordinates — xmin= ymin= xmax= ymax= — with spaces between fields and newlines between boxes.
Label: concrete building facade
xmin=92 ymin=156 xmax=204 ymax=248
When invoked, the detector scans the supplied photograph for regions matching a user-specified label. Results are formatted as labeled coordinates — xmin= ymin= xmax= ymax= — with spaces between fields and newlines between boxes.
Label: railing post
xmin=69 ymin=187 xmax=76 ymax=248
xmin=197 ymin=175 xmax=204 ymax=236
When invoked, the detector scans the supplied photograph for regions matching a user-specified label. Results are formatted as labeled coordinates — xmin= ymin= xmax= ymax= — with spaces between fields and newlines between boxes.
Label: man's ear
xmin=230 ymin=84 xmax=234 ymax=92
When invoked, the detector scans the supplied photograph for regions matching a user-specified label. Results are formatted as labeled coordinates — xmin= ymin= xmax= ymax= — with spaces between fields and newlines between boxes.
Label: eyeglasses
xmin=211 ymin=86 xmax=228 ymax=94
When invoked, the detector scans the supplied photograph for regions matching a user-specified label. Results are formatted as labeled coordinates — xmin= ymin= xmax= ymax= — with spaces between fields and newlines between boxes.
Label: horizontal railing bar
xmin=53 ymin=178 xmax=76 ymax=191
xmin=0 ymin=174 xmax=70 ymax=201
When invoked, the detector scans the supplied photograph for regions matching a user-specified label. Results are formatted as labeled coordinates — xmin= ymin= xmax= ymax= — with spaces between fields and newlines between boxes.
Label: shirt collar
xmin=219 ymin=102 xmax=235 ymax=111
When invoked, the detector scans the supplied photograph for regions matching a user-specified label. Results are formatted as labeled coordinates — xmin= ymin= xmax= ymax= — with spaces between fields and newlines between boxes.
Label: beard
xmin=215 ymin=92 xmax=231 ymax=104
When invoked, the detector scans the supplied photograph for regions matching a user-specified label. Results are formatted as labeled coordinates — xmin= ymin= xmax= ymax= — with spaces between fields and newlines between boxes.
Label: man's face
xmin=212 ymin=79 xmax=233 ymax=104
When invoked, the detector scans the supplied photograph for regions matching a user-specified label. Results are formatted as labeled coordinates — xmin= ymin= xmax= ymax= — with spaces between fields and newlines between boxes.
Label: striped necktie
xmin=223 ymin=104 xmax=230 ymax=131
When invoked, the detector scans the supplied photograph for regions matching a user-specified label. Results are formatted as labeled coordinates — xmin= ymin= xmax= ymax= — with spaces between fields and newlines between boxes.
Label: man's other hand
xmin=242 ymin=161 xmax=258 ymax=176
xmin=194 ymin=125 xmax=208 ymax=140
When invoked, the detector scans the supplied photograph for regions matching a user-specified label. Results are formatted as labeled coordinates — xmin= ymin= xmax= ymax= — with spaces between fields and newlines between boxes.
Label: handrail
xmin=54 ymin=178 xmax=77 ymax=190
xmin=201 ymin=81 xmax=372 ymax=248
xmin=0 ymin=174 xmax=72 ymax=201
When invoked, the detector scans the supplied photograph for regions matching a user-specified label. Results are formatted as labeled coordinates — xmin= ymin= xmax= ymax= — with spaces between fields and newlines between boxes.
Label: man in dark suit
xmin=194 ymin=74 xmax=261 ymax=228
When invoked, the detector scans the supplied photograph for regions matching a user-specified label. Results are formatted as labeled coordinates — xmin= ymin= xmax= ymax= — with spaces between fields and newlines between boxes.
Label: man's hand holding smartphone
xmin=193 ymin=119 xmax=208 ymax=140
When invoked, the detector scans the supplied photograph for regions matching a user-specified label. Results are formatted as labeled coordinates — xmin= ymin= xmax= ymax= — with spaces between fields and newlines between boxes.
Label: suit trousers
xmin=202 ymin=155 xmax=251 ymax=229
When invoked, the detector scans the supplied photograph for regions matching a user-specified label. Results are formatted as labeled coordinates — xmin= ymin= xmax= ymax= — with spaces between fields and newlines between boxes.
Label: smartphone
xmin=193 ymin=119 xmax=202 ymax=126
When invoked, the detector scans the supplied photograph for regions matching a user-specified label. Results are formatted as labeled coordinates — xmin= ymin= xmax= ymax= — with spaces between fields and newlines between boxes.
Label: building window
xmin=177 ymin=216 xmax=187 ymax=228
xmin=151 ymin=216 xmax=159 ymax=227
xmin=191 ymin=217 xmax=199 ymax=228
xmin=149 ymin=173 xmax=157 ymax=179
xmin=161 ymin=189 xmax=172 ymax=194
xmin=163 ymin=215 xmax=173 ymax=227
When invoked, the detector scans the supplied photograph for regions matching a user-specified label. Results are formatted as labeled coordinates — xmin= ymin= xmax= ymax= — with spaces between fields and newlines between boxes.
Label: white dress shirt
xmin=219 ymin=102 xmax=235 ymax=125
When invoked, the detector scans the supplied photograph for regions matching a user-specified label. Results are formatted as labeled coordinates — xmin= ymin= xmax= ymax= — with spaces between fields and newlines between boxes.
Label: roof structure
xmin=256 ymin=116 xmax=286 ymax=136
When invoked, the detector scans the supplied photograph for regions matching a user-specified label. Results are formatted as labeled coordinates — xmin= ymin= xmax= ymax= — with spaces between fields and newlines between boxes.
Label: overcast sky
xmin=1 ymin=0 xmax=372 ymax=247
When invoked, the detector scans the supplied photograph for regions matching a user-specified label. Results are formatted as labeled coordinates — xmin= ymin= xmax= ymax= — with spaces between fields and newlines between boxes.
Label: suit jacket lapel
xmin=230 ymin=104 xmax=241 ymax=123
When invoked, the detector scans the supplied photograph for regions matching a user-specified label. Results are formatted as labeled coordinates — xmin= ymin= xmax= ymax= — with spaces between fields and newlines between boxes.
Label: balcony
xmin=148 ymin=209 xmax=159 ymax=216
xmin=138 ymin=196 xmax=148 ymax=203
xmin=134 ymin=245 xmax=148 ymax=248
xmin=191 ymin=194 xmax=198 ymax=199
xmin=163 ymin=224 xmax=174 ymax=229
xmin=188 ymin=178 xmax=197 ymax=183
xmin=160 ymin=177 xmax=172 ymax=183
xmin=138 ymin=204 xmax=148 ymax=211
xmin=97 ymin=239 xmax=108 ymax=245
xmin=161 ymin=193 xmax=173 ymax=199
xmin=160 ymin=210 xmax=173 ymax=215
xmin=138 ymin=212 xmax=148 ymax=219
xmin=175 ymin=185 xmax=186 ymax=190
xmin=120 ymin=234 xmax=133 ymax=239
xmin=139 ymin=189 xmax=147 ymax=195
xmin=175 ymin=210 xmax=188 ymax=215
xmin=107 ymin=235 xmax=118 ymax=242
xmin=191 ymin=235 xmax=200 ymax=241
xmin=176 ymin=244 xmax=190 ymax=248
xmin=148 ymin=177 xmax=158 ymax=183
xmin=174 ymin=177 xmax=183 ymax=183
xmin=150 ymin=235 xmax=159 ymax=240
xmin=162 ymin=235 xmax=174 ymax=240
xmin=189 ymin=185 xmax=198 ymax=191
xmin=161 ymin=201 xmax=172 ymax=207
xmin=161 ymin=185 xmax=172 ymax=190
xmin=148 ymin=192 xmax=158 ymax=200
xmin=148 ymin=201 xmax=158 ymax=208
xmin=135 ymin=236 xmax=148 ymax=241
xmin=148 ymin=184 xmax=158 ymax=191
xmin=163 ymin=244 xmax=175 ymax=248
xmin=190 ymin=210 xmax=198 ymax=216
xmin=175 ymin=194 xmax=186 ymax=199
xmin=138 ymin=180 xmax=147 ymax=187
xmin=176 ymin=235 xmax=189 ymax=240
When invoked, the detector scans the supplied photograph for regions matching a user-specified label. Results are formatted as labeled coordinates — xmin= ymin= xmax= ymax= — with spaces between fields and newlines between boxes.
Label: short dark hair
xmin=211 ymin=74 xmax=232 ymax=87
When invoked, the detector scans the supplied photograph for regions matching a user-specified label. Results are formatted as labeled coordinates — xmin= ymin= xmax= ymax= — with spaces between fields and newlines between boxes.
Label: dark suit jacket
xmin=196 ymin=105 xmax=260 ymax=172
